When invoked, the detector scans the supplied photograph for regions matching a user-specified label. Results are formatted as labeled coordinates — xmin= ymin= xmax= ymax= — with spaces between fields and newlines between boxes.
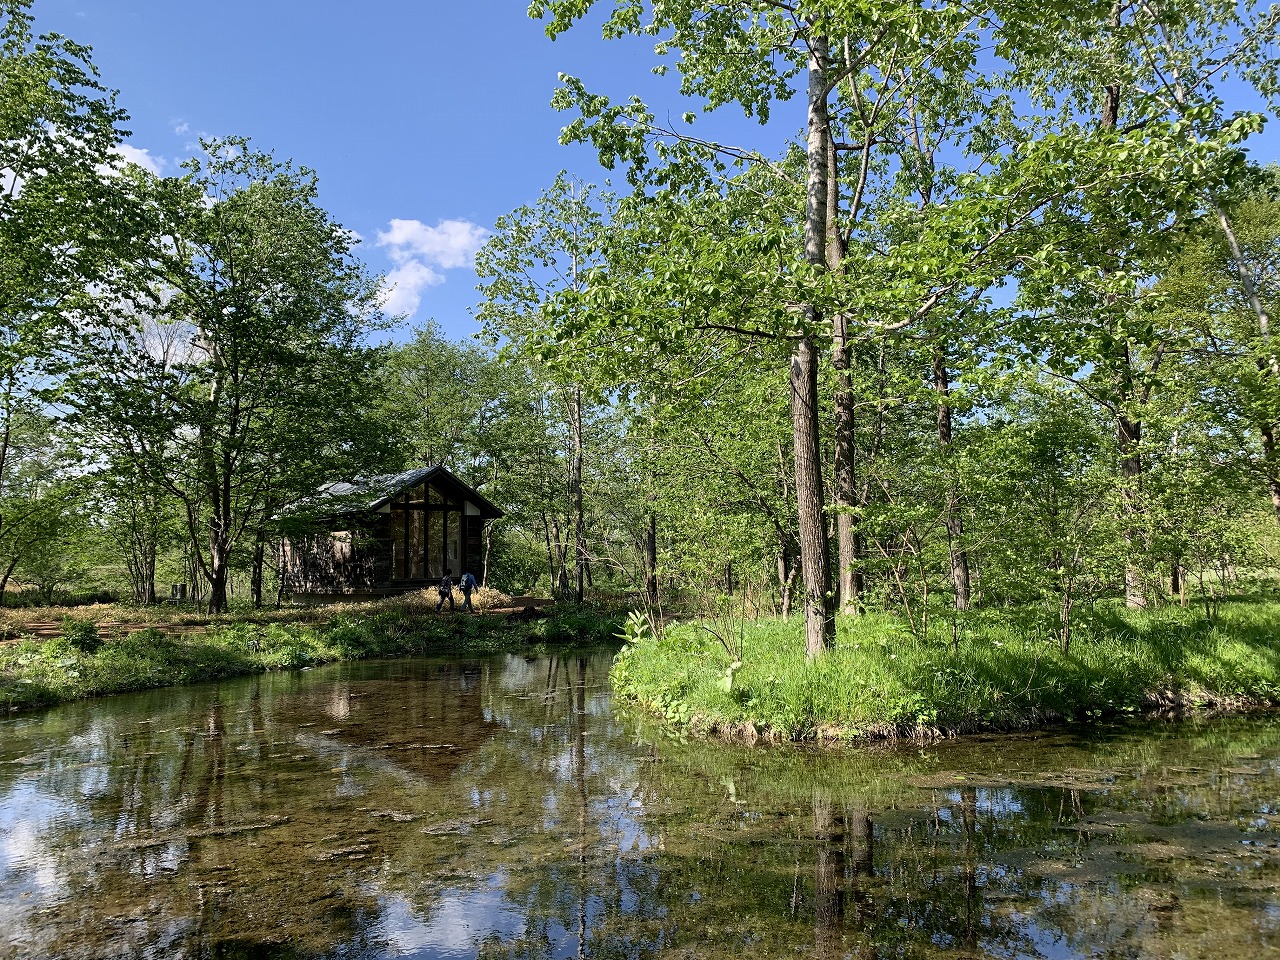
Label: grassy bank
xmin=611 ymin=598 xmax=1280 ymax=742
xmin=0 ymin=594 xmax=623 ymax=714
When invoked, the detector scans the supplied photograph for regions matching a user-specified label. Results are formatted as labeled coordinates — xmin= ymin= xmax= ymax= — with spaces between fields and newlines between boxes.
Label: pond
xmin=1 ymin=652 xmax=1278 ymax=959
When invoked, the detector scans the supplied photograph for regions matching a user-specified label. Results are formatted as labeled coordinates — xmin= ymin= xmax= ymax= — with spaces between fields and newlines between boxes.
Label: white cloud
xmin=112 ymin=143 xmax=164 ymax=175
xmin=171 ymin=119 xmax=190 ymax=136
xmin=376 ymin=218 xmax=488 ymax=269
xmin=380 ymin=260 xmax=445 ymax=318
xmin=373 ymin=217 xmax=488 ymax=319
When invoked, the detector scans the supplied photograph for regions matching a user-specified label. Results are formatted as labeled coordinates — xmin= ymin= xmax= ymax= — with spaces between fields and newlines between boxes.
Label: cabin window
xmin=409 ymin=508 xmax=425 ymax=579
xmin=427 ymin=510 xmax=444 ymax=578
xmin=447 ymin=515 xmax=461 ymax=567
xmin=391 ymin=508 xmax=406 ymax=580
xmin=384 ymin=480 xmax=476 ymax=581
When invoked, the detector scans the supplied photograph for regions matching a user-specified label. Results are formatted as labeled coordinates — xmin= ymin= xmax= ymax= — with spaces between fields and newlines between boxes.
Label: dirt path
xmin=1 ymin=596 xmax=556 ymax=645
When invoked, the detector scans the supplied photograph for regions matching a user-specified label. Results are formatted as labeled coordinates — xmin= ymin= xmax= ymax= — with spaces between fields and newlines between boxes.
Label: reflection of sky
xmin=943 ymin=787 xmax=1026 ymax=818
xmin=0 ymin=778 xmax=73 ymax=893
xmin=0 ymin=778 xmax=73 ymax=952
xmin=374 ymin=876 xmax=527 ymax=959
xmin=377 ymin=880 xmax=631 ymax=960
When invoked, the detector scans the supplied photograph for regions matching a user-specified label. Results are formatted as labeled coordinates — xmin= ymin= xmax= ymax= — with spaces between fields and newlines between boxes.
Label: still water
xmin=1 ymin=652 xmax=1278 ymax=959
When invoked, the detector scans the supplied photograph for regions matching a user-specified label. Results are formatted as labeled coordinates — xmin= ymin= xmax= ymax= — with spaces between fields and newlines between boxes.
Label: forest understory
xmin=610 ymin=590 xmax=1280 ymax=744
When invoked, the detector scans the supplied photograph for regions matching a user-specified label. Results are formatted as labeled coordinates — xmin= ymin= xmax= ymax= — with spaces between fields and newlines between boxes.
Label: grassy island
xmin=610 ymin=596 xmax=1280 ymax=743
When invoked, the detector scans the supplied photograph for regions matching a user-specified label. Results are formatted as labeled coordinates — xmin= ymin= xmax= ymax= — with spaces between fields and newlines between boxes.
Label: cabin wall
xmin=281 ymin=519 xmax=386 ymax=594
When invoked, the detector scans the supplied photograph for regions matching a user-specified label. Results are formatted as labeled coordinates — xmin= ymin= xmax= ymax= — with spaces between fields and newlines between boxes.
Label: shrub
xmin=59 ymin=616 xmax=101 ymax=654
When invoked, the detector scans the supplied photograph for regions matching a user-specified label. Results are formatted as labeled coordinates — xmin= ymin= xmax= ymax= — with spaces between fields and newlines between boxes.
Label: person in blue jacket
xmin=459 ymin=571 xmax=478 ymax=612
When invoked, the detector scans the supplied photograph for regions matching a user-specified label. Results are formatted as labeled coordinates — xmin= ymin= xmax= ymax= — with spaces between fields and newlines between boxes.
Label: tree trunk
xmin=1118 ymin=403 xmax=1146 ymax=608
xmin=833 ymin=319 xmax=860 ymax=614
xmin=482 ymin=519 xmax=495 ymax=586
xmin=1214 ymin=200 xmax=1278 ymax=379
xmin=127 ymin=513 xmax=158 ymax=605
xmin=250 ymin=533 xmax=266 ymax=609
xmin=208 ymin=475 xmax=232 ymax=613
xmin=1101 ymin=24 xmax=1146 ymax=609
xmin=1261 ymin=423 xmax=1280 ymax=523
xmin=542 ymin=511 xmax=567 ymax=598
xmin=141 ymin=539 xmax=157 ymax=605
xmin=144 ymin=521 xmax=158 ymax=604
xmin=826 ymin=120 xmax=860 ymax=616
xmin=793 ymin=335 xmax=834 ymax=658
xmin=933 ymin=351 xmax=971 ymax=610
xmin=644 ymin=511 xmax=658 ymax=607
xmin=0 ymin=554 xmax=19 ymax=598
xmin=275 ymin=540 xmax=286 ymax=608
xmin=794 ymin=32 xmax=835 ymax=657
xmin=778 ymin=549 xmax=792 ymax=617
xmin=776 ymin=441 xmax=798 ymax=619
xmin=570 ymin=386 xmax=586 ymax=605
xmin=208 ymin=546 xmax=229 ymax=614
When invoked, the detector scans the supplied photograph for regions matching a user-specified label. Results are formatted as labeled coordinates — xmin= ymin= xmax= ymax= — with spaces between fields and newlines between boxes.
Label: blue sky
xmin=28 ymin=2 xmax=1280 ymax=345
xmin=32 ymin=0 xmax=795 ymax=343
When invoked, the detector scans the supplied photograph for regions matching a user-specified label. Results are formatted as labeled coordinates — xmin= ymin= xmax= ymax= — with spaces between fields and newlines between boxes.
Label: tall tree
xmin=0 ymin=0 xmax=135 ymax=590
xmin=534 ymin=0 xmax=1252 ymax=637
xmin=476 ymin=173 xmax=613 ymax=604
xmin=76 ymin=140 xmax=391 ymax=613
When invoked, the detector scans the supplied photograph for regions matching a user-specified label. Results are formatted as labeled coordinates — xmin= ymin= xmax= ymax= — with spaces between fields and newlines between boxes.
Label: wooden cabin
xmin=280 ymin=465 xmax=503 ymax=602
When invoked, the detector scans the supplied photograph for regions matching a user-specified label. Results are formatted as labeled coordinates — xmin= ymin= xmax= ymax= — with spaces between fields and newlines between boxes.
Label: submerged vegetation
xmin=611 ymin=595 xmax=1280 ymax=742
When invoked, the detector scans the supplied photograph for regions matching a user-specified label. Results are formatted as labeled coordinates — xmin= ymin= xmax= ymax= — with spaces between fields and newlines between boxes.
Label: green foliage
xmin=611 ymin=599 xmax=1280 ymax=740
xmin=617 ymin=609 xmax=655 ymax=645
xmin=58 ymin=616 xmax=100 ymax=654
xmin=513 ymin=0 xmax=1280 ymax=641
xmin=71 ymin=137 xmax=394 ymax=613
xmin=528 ymin=605 xmax=624 ymax=645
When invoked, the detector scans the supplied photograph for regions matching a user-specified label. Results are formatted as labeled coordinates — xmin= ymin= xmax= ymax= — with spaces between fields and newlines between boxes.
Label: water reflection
xmin=1 ymin=655 xmax=1278 ymax=959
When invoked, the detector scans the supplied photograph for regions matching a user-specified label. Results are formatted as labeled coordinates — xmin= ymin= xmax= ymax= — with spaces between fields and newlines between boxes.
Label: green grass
xmin=610 ymin=598 xmax=1280 ymax=741
xmin=0 ymin=604 xmax=624 ymax=714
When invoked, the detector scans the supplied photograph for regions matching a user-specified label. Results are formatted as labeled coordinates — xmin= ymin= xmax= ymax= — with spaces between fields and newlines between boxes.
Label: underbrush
xmin=0 ymin=603 xmax=624 ymax=713
xmin=610 ymin=599 xmax=1280 ymax=741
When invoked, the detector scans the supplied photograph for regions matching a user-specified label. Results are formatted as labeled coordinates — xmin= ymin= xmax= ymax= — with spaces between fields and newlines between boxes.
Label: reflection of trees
xmin=4 ymin=675 xmax=1280 ymax=959
xmin=465 ymin=654 xmax=667 ymax=960
xmin=0 ymin=662 xmax=526 ymax=959
xmin=562 ymin=719 xmax=1280 ymax=959
xmin=812 ymin=792 xmax=874 ymax=959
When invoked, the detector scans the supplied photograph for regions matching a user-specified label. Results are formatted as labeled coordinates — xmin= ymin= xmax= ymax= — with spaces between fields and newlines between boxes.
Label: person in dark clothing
xmin=459 ymin=571 xmax=477 ymax=612
xmin=436 ymin=569 xmax=454 ymax=612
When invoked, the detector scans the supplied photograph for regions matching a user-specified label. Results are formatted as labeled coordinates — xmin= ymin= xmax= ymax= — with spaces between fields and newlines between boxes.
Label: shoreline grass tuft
xmin=610 ymin=598 xmax=1280 ymax=742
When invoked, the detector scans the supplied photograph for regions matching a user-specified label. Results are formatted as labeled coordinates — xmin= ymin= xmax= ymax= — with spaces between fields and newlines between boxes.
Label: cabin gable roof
xmin=312 ymin=465 xmax=504 ymax=519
